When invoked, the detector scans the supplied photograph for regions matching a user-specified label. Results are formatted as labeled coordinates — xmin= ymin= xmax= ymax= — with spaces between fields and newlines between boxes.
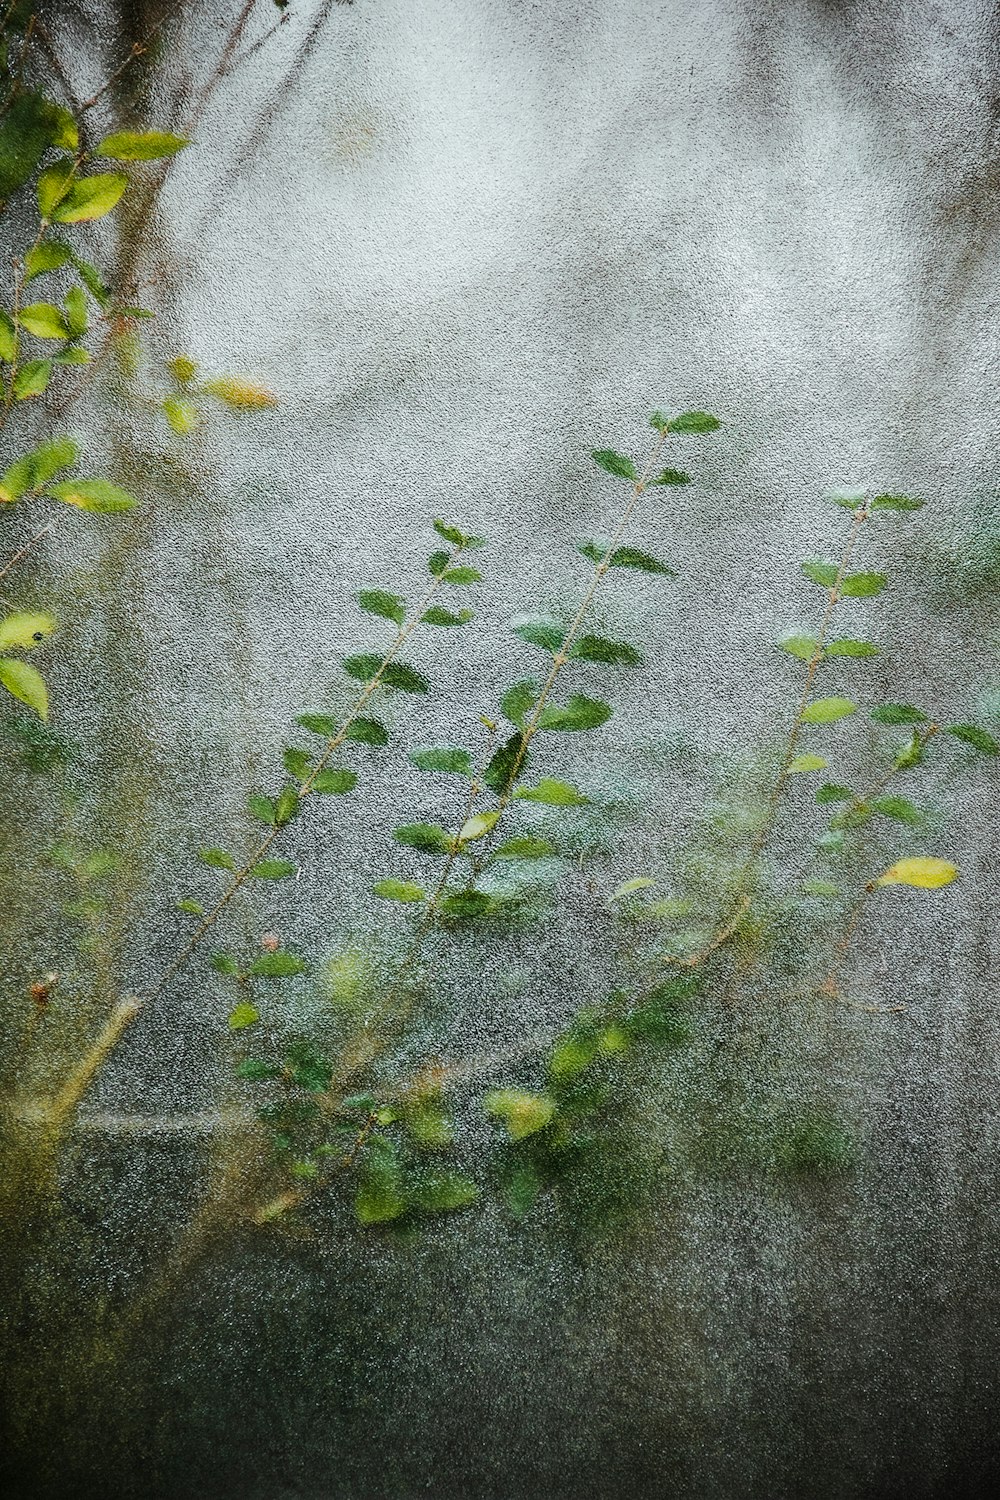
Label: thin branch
xmin=0 ymin=522 xmax=52 ymax=585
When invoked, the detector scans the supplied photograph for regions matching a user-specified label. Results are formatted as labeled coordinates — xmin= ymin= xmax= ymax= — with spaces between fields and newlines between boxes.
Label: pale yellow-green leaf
xmin=0 ymin=657 xmax=48 ymax=719
xmin=484 ymin=1089 xmax=555 ymax=1141
xmin=457 ymin=810 xmax=500 ymax=844
xmin=45 ymin=478 xmax=136 ymax=513
xmin=201 ymin=376 xmax=278 ymax=409
xmin=19 ymin=302 xmax=69 ymax=339
xmin=51 ymin=173 xmax=127 ymax=224
xmin=0 ymin=612 xmax=56 ymax=651
xmin=162 ymin=394 xmax=199 ymax=434
xmin=876 ymin=856 xmax=958 ymax=890
xmin=612 ymin=876 xmax=656 ymax=900
xmin=168 ymin=354 xmax=198 ymax=385
xmin=788 ymin=753 xmax=828 ymax=773
xmin=37 ymin=161 xmax=75 ymax=218
xmin=95 ymin=129 xmax=189 ymax=161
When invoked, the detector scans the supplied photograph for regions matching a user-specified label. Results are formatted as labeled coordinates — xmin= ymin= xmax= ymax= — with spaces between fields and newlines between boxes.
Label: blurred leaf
xmin=871 ymin=492 xmax=924 ymax=511
xmin=407 ymin=1170 xmax=479 ymax=1212
xmin=503 ymin=1162 xmax=542 ymax=1218
xmin=826 ymin=638 xmax=879 ymax=657
xmin=612 ymin=876 xmax=656 ymax=899
xmin=237 ymin=1059 xmax=281 ymax=1081
xmin=0 ymin=311 xmax=16 ymax=362
xmin=515 ymin=777 xmax=588 ymax=806
xmin=801 ymin=560 xmax=839 ymax=588
xmin=815 ymin=783 xmax=855 ymax=804
xmin=283 ymin=748 xmax=311 ymax=778
xmin=36 ymin=161 xmax=74 ymax=218
xmin=592 ymin=449 xmax=637 ymax=479
xmin=780 ymin=634 xmax=817 ymax=661
xmin=947 ymin=724 xmax=1000 ymax=755
xmin=840 ymin=571 xmax=886 ymax=597
xmin=603 ymin=544 xmax=674 ymax=576
xmin=346 ymin=717 xmax=389 ymax=745
xmin=0 ymin=657 xmax=47 ymax=718
xmin=649 ymin=467 xmax=692 ymax=485
xmin=274 ymin=786 xmax=300 ymax=824
xmin=52 ymin=173 xmax=128 ymax=223
xmin=358 ymin=589 xmax=405 ymax=625
xmin=64 ymin=286 xmax=88 ymax=336
xmin=96 ymin=129 xmax=189 ymax=160
xmin=485 ymin=1089 xmax=556 ymax=1140
xmin=801 ymin=696 xmax=855 ymax=724
xmin=24 ymin=241 xmax=71 ymax=280
xmin=513 ymin=616 xmax=565 ymax=652
xmin=228 ymin=1003 xmax=260 ymax=1030
xmin=871 ymin=704 xmax=926 ymax=725
xmin=409 ymin=746 xmax=473 ymax=775
xmin=249 ymin=859 xmax=296 ymax=880
xmin=202 ymin=377 xmax=277 ymax=409
xmin=0 ymin=611 xmax=55 ymax=650
xmin=46 ymin=478 xmax=136 ymax=513
xmin=248 ymin=793 xmax=276 ymax=824
xmin=536 ymin=695 xmax=612 ymax=732
xmin=788 ymin=752 xmax=827 ymax=772
xmin=440 ymin=890 xmax=493 ymax=920
xmin=667 ymin=410 xmax=720 ymax=433
xmin=373 ymin=878 xmax=426 ymax=902
xmin=177 ymin=898 xmax=204 ymax=915
xmin=870 ymin=795 xmax=923 ymax=825
xmin=893 ymin=732 xmax=925 ymax=770
xmin=250 ymin=952 xmax=306 ymax=977
xmin=169 ymin=355 xmax=197 ymax=385
xmin=342 ymin=654 xmax=429 ymax=692
xmin=199 ymin=847 xmax=235 ymax=870
xmin=394 ymin=823 xmax=452 ymax=853
xmin=572 ymin=634 xmax=642 ymax=666
xmin=297 ymin=713 xmax=337 ymax=736
xmin=0 ymin=92 xmax=70 ymax=200
xmin=422 ymin=605 xmax=472 ymax=626
xmin=211 ymin=952 xmax=240 ymax=975
xmin=483 ymin=730 xmax=526 ymax=794
xmin=19 ymin=302 xmax=68 ymax=339
xmin=457 ymin=810 xmax=500 ymax=844
xmin=311 ymin=769 xmax=357 ymax=794
xmin=501 ymin=678 xmax=538 ymax=727
xmin=13 ymin=360 xmax=52 ymax=399
xmin=163 ymin=395 xmax=199 ymax=433
xmin=877 ymin=856 xmax=958 ymax=889
xmin=492 ymin=836 xmax=554 ymax=859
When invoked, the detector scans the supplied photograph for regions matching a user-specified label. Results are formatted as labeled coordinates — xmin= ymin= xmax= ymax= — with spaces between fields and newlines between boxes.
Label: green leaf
xmin=484 ymin=1089 xmax=556 ymax=1140
xmin=236 ymin=1059 xmax=280 ymax=1081
xmin=296 ymin=713 xmax=337 ymax=736
xmin=163 ymin=395 xmax=199 ymax=434
xmin=827 ymin=487 xmax=867 ymax=510
xmin=228 ymin=1003 xmax=260 ymax=1030
xmin=0 ymin=657 xmax=47 ymax=719
xmin=492 ymin=836 xmax=554 ymax=859
xmin=394 ymin=823 xmax=452 ymax=853
xmin=514 ymin=777 xmax=588 ymax=806
xmin=0 ymin=311 xmax=16 ymax=362
xmin=274 ymin=786 xmax=300 ymax=824
xmin=605 ymin=545 xmax=675 ymax=576
xmin=592 ymin=449 xmax=637 ymax=480
xmin=502 ymin=1162 xmax=542 ymax=1219
xmin=612 ymin=876 xmax=656 ymax=899
xmin=483 ymin=731 xmax=526 ymax=795
xmin=666 ymin=410 xmax=720 ymax=433
xmin=0 ymin=92 xmax=71 ymax=201
xmin=536 ymin=695 xmax=612 ymax=732
xmin=801 ymin=697 xmax=856 ymax=725
xmin=64 ymin=286 xmax=88 ymax=338
xmin=870 ymin=795 xmax=923 ymax=825
xmin=801 ymin=560 xmax=839 ymax=588
xmin=440 ymin=891 xmax=494 ymax=920
xmin=815 ymin=783 xmax=855 ymax=804
xmin=826 ymin=638 xmax=879 ymax=657
xmin=24 ymin=241 xmax=71 ymax=281
xmin=177 ymin=898 xmax=204 ymax=915
xmin=871 ymin=704 xmax=926 ymax=725
xmin=780 ymin=634 xmax=818 ymax=661
xmin=355 ymin=1180 xmax=406 ymax=1225
xmin=421 ymin=606 xmax=472 ymax=627
xmin=51 ymin=172 xmax=128 ymax=223
xmin=345 ymin=717 xmax=389 ymax=745
xmin=513 ymin=617 xmax=566 ymax=652
xmin=37 ymin=161 xmax=75 ymax=218
xmin=95 ymin=129 xmax=189 ymax=161
xmin=946 ymin=724 xmax=1000 ymax=755
xmin=373 ymin=878 xmax=426 ymax=902
xmin=649 ymin=467 xmax=692 ymax=486
xmin=871 ymin=493 xmax=924 ymax=511
xmin=788 ymin=753 xmax=827 ymax=773
xmin=55 ymin=347 xmax=89 ymax=365
xmin=282 ymin=747 xmax=311 ymax=779
xmin=456 ymin=810 xmax=500 ymax=845
xmin=358 ymin=589 xmax=405 ymax=625
xmin=19 ymin=302 xmax=68 ymax=339
xmin=432 ymin=519 xmax=484 ymax=548
xmin=501 ymin=678 xmax=538 ymax=727
xmin=46 ymin=478 xmax=136 ymax=513
xmin=801 ymin=879 xmax=841 ymax=898
xmin=427 ymin=549 xmax=450 ymax=575
xmin=572 ymin=634 xmax=642 ymax=666
xmin=311 ymin=768 xmax=358 ymax=794
xmin=409 ymin=746 xmax=474 ymax=775
xmin=210 ymin=952 xmax=240 ymax=975
xmin=342 ymin=655 xmax=429 ymax=693
xmin=407 ymin=1170 xmax=479 ymax=1213
xmin=13 ymin=360 xmax=52 ymax=400
xmin=69 ymin=251 xmax=110 ymax=307
xmin=198 ymin=847 xmax=235 ymax=870
xmin=894 ymin=732 xmax=925 ymax=771
xmin=840 ymin=571 xmax=886 ymax=597
xmin=249 ymin=859 xmax=296 ymax=880
xmin=250 ymin=951 xmax=307 ymax=977
xmin=0 ymin=612 xmax=56 ymax=650
xmin=441 ymin=566 xmax=481 ymax=585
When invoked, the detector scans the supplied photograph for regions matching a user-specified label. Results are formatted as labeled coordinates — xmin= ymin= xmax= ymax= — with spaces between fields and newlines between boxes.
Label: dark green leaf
xmin=409 ymin=746 xmax=474 ymax=775
xmin=606 ymin=546 xmax=675 ymax=576
xmin=492 ymin=836 xmax=554 ymax=859
xmin=211 ymin=952 xmax=240 ymax=975
xmin=572 ymin=634 xmax=642 ymax=666
xmin=441 ymin=566 xmax=481 ymax=584
xmin=248 ymin=793 xmax=276 ymax=824
xmin=893 ymin=732 xmax=925 ymax=770
xmin=0 ymin=93 xmax=71 ymax=199
xmin=501 ymin=678 xmax=538 ymax=727
xmin=483 ymin=731 xmax=527 ymax=794
xmin=502 ymin=1162 xmax=542 ymax=1218
xmin=407 ymin=1170 xmax=479 ymax=1212
xmin=346 ymin=717 xmax=389 ymax=745
xmin=592 ymin=449 xmax=637 ymax=480
xmin=358 ymin=589 xmax=405 ymax=625
xmin=283 ymin=748 xmax=312 ymax=778
xmin=815 ymin=784 xmax=855 ymax=804
xmin=311 ymin=768 xmax=358 ymax=793
xmin=297 ymin=713 xmax=337 ymax=736
xmin=421 ymin=606 xmax=472 ymax=627
xmin=666 ymin=410 xmax=720 ymax=433
xmin=946 ymin=724 xmax=1000 ymax=755
xmin=537 ymin=695 xmax=612 ymax=732
xmin=342 ymin=655 xmax=429 ymax=693
xmin=394 ymin=823 xmax=452 ymax=853
xmin=649 ymin=467 xmax=692 ymax=486
xmin=440 ymin=890 xmax=493 ymax=919
xmin=870 ymin=795 xmax=923 ymax=825
xmin=274 ymin=786 xmax=301 ymax=824
xmin=871 ymin=704 xmax=926 ymax=725
xmin=513 ymin=617 xmax=566 ymax=652
xmin=428 ymin=549 xmax=450 ymax=575
xmin=237 ymin=1059 xmax=281 ymax=1081
xmin=871 ymin=493 xmax=924 ymax=511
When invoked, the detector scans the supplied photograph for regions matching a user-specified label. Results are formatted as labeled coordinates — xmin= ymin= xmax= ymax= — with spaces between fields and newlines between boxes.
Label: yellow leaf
xmin=202 ymin=376 xmax=278 ymax=409
xmin=0 ymin=612 xmax=56 ymax=650
xmin=0 ymin=657 xmax=48 ymax=718
xmin=876 ymin=856 xmax=958 ymax=890
xmin=457 ymin=810 xmax=500 ymax=844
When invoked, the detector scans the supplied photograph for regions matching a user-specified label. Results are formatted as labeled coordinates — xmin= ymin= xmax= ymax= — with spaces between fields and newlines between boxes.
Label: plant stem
xmin=46 ymin=998 xmax=142 ymax=1127
xmin=0 ymin=521 xmax=52 ymax=585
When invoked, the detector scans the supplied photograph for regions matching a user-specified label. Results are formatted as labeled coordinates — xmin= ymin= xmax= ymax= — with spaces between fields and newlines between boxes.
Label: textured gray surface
xmin=3 ymin=0 xmax=1000 ymax=1495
